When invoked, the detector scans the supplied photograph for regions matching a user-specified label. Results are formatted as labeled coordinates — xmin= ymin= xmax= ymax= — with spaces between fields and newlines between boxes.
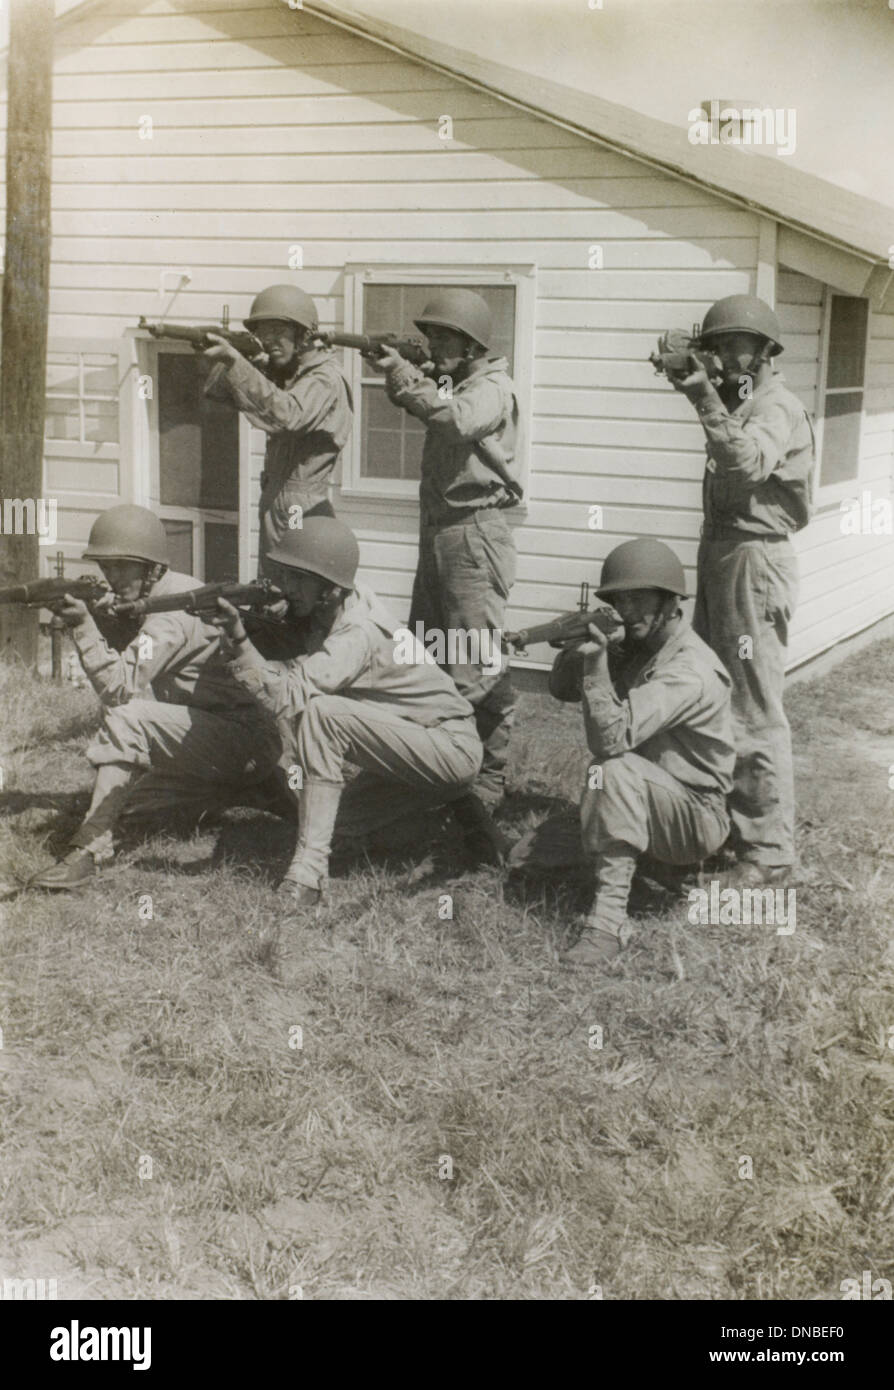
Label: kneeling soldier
xmin=212 ymin=517 xmax=484 ymax=906
xmin=551 ymin=539 xmax=735 ymax=967
xmin=30 ymin=505 xmax=282 ymax=890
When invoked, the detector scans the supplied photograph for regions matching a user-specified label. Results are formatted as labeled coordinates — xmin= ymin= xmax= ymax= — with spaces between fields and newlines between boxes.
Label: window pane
xmin=158 ymin=354 xmax=238 ymax=510
xmin=82 ymin=357 xmax=119 ymax=395
xmin=46 ymin=358 xmax=80 ymax=394
xmin=161 ymin=518 xmax=194 ymax=577
xmin=826 ymin=296 xmax=868 ymax=390
xmin=84 ymin=398 xmax=119 ymax=444
xmin=820 ymin=391 xmax=862 ymax=486
xmin=204 ymin=522 xmax=239 ymax=582
xmin=45 ymin=398 xmax=81 ymax=441
xmin=364 ymin=429 xmax=403 ymax=478
xmin=360 ymin=383 xmax=425 ymax=480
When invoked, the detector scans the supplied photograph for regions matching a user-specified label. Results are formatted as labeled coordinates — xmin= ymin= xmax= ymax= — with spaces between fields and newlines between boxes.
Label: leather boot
xmin=30 ymin=764 xmax=134 ymax=891
xmin=278 ymin=778 xmax=343 ymax=897
xmin=563 ymin=840 xmax=637 ymax=968
xmin=30 ymin=848 xmax=101 ymax=892
xmin=451 ymin=792 xmax=512 ymax=866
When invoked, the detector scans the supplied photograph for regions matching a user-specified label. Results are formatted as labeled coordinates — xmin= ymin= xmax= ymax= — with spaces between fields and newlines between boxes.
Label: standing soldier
xmin=212 ymin=517 xmax=484 ymax=906
xmin=376 ymin=288 xmax=521 ymax=864
xmin=28 ymin=505 xmax=282 ymax=890
xmin=667 ymin=295 xmax=814 ymax=885
xmin=203 ymin=283 xmax=353 ymax=566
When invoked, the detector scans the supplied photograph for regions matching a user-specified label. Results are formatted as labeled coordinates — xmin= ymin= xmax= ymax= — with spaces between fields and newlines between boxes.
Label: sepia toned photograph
xmin=0 ymin=0 xmax=892 ymax=1342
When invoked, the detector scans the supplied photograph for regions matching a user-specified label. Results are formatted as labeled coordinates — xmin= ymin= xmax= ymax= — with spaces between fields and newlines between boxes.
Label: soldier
xmin=375 ymin=288 xmax=521 ymax=864
xmin=668 ymin=295 xmax=815 ymax=884
xmin=29 ymin=505 xmax=282 ymax=890
xmin=203 ymin=283 xmax=353 ymax=565
xmin=212 ymin=517 xmax=484 ymax=906
xmin=548 ymin=539 xmax=735 ymax=967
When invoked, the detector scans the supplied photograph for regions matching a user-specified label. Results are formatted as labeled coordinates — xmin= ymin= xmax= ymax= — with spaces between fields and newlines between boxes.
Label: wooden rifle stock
xmin=503 ymin=605 xmax=622 ymax=654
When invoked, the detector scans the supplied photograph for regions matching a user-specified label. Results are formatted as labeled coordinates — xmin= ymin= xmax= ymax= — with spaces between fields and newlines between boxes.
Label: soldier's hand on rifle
xmin=55 ymin=595 xmax=91 ymax=628
xmin=669 ymin=352 xmax=719 ymax=407
xmin=202 ymin=332 xmax=241 ymax=365
xmin=374 ymin=343 xmax=409 ymax=377
xmin=211 ymin=597 xmax=248 ymax=645
xmin=575 ymin=620 xmax=612 ymax=659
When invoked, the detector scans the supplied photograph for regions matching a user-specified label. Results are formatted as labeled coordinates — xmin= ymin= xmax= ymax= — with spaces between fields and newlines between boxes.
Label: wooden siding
xmin=0 ymin=0 xmax=890 ymax=667
xmin=777 ymin=267 xmax=894 ymax=667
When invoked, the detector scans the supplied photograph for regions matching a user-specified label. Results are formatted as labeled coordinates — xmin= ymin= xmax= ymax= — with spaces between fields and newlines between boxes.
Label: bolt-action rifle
xmin=503 ymin=604 xmax=623 ymax=656
xmin=316 ymin=331 xmax=432 ymax=368
xmin=113 ymin=578 xmax=316 ymax=662
xmin=0 ymin=576 xmax=109 ymax=608
xmin=113 ymin=579 xmax=283 ymax=620
xmin=648 ymin=326 xmax=723 ymax=381
xmin=138 ymin=315 xmax=263 ymax=359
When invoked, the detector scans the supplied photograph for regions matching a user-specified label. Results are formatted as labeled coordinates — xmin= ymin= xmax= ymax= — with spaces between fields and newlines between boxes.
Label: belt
xmin=700 ymin=525 xmax=792 ymax=543
xmin=421 ymin=504 xmax=515 ymax=530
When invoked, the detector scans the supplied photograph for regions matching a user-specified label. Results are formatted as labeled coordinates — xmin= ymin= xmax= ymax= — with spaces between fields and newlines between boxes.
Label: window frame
xmin=813 ymin=287 xmax=870 ymax=506
xmin=337 ymin=263 xmax=536 ymax=506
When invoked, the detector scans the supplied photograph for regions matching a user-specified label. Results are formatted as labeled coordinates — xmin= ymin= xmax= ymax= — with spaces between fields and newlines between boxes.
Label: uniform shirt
xmin=565 ymin=622 xmax=735 ymax=798
xmin=206 ymin=347 xmax=352 ymax=549
xmin=227 ymin=582 xmax=476 ymax=729
xmin=386 ymin=356 xmax=520 ymax=526
xmin=71 ymin=570 xmax=259 ymax=712
xmin=698 ymin=371 xmax=815 ymax=537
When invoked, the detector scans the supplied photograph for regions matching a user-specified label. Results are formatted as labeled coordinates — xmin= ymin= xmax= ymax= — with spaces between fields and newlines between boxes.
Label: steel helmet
xmin=414 ymin=288 xmax=492 ymax=349
xmin=245 ymin=284 xmax=318 ymax=333
xmin=597 ymin=539 xmax=687 ymax=598
xmin=266 ymin=517 xmax=359 ymax=589
xmin=83 ymin=505 xmax=169 ymax=566
xmin=700 ymin=295 xmax=783 ymax=355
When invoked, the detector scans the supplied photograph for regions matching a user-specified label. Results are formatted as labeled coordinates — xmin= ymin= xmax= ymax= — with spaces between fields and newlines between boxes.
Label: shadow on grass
xmin=0 ymin=790 xmax=88 ymax=819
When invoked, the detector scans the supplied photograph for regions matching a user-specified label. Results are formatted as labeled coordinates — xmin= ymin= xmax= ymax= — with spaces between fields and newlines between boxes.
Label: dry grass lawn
xmin=1 ymin=637 xmax=894 ymax=1300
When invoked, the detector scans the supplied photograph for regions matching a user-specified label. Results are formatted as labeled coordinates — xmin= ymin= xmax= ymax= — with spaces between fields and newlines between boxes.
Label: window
xmin=817 ymin=293 xmax=869 ymax=489
xmin=340 ymin=266 xmax=534 ymax=500
xmin=153 ymin=349 xmax=241 ymax=581
xmin=46 ymin=352 xmax=119 ymax=445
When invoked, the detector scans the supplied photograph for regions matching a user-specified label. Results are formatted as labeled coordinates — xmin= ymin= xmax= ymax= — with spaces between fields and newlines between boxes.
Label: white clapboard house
xmin=3 ymin=0 xmax=893 ymax=676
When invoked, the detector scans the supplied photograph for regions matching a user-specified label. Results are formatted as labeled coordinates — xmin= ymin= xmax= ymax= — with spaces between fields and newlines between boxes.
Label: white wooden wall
xmin=777 ymin=268 xmax=894 ymax=667
xmin=0 ymin=0 xmax=889 ymax=668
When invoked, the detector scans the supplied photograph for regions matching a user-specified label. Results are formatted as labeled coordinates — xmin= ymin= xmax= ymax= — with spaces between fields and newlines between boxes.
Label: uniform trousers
xmin=694 ymin=535 xmax=798 ymax=867
xmin=409 ymin=508 xmax=516 ymax=804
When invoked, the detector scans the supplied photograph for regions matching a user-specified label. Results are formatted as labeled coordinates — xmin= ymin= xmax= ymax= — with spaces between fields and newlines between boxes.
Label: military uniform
xmin=66 ymin=569 xmax=281 ymax=856
xmin=226 ymin=581 xmax=483 ymax=892
xmin=693 ymin=371 xmax=814 ymax=868
xmin=386 ymin=353 xmax=519 ymax=804
xmin=552 ymin=622 xmax=735 ymax=940
xmin=206 ymin=347 xmax=352 ymax=563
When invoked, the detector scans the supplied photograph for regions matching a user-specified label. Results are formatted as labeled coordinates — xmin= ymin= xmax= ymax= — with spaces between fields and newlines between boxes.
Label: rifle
xmin=113 ymin=579 xmax=283 ymax=620
xmin=648 ymin=326 xmax=723 ymax=381
xmin=316 ymin=331 xmax=431 ymax=368
xmin=0 ymin=576 xmax=109 ymax=608
xmin=138 ymin=316 xmax=263 ymax=359
xmin=503 ymin=604 xmax=623 ymax=655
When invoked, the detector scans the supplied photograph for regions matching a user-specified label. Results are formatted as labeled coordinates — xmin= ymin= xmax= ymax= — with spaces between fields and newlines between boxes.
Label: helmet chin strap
xmin=637 ymin=595 xmax=680 ymax=645
xmin=723 ymin=339 xmax=772 ymax=386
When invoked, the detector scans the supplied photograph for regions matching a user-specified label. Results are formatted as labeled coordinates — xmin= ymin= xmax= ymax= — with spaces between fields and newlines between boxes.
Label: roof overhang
xmin=300 ymin=0 xmax=892 ymax=286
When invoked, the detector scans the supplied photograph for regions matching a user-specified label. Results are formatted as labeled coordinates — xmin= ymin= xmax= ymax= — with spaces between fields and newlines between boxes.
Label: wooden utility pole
xmin=0 ymin=0 xmax=54 ymax=668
